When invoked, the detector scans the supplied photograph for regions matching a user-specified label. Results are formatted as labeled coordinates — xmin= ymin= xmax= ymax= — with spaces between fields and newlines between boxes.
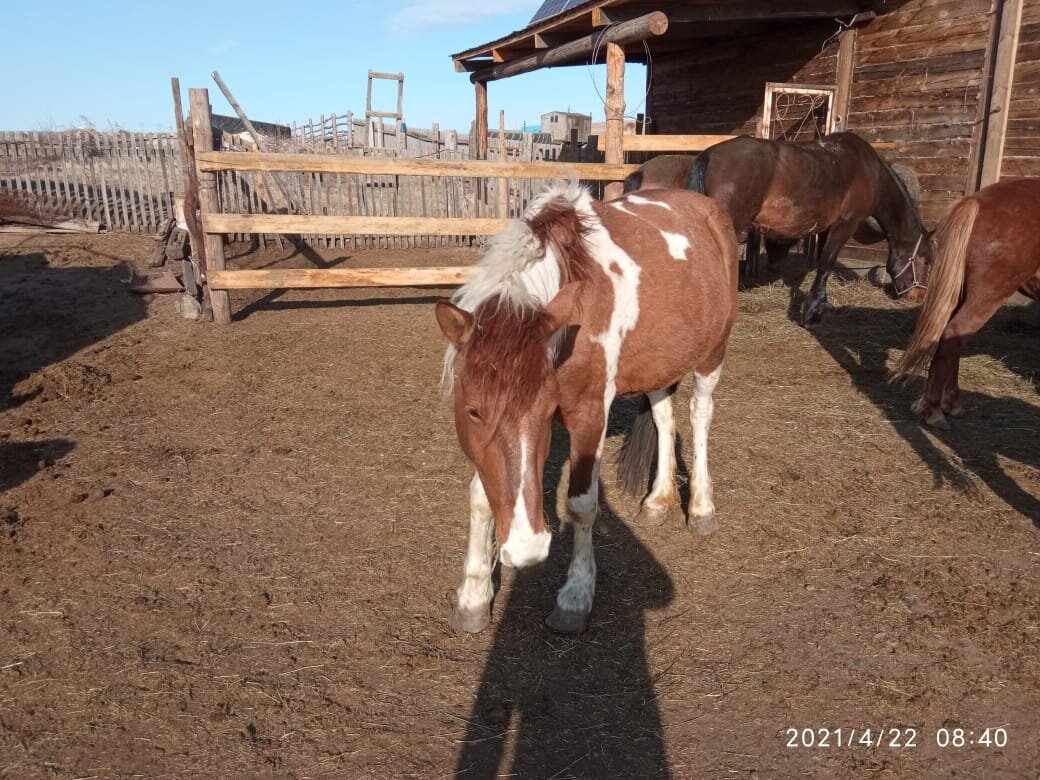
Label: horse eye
xmin=467 ymin=408 xmax=482 ymax=422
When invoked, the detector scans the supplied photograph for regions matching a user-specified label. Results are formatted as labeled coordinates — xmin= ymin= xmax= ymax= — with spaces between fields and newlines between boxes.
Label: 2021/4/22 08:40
xmin=785 ymin=727 xmax=1009 ymax=748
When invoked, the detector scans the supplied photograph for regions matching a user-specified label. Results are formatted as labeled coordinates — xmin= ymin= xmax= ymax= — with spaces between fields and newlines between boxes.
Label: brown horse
xmin=892 ymin=177 xmax=1040 ymax=428
xmin=437 ymin=182 xmax=738 ymax=634
xmin=625 ymin=133 xmax=931 ymax=324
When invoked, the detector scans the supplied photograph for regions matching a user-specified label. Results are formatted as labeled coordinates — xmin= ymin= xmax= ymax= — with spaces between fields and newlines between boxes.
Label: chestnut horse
xmin=892 ymin=177 xmax=1040 ymax=428
xmin=437 ymin=182 xmax=738 ymax=634
xmin=624 ymin=133 xmax=931 ymax=324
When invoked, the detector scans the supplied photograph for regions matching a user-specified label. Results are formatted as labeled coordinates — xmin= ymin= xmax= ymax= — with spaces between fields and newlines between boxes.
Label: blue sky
xmin=3 ymin=0 xmax=648 ymax=134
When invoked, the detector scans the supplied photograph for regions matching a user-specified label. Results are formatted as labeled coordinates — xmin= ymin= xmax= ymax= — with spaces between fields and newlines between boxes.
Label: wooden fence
xmin=0 ymin=131 xmax=183 ymax=232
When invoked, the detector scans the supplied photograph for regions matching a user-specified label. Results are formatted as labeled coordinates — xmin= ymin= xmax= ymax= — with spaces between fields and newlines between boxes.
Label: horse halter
xmin=890 ymin=232 xmax=927 ymax=297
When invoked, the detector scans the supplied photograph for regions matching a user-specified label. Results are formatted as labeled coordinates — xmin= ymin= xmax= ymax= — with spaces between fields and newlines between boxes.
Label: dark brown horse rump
xmin=627 ymin=133 xmax=930 ymax=325
xmin=893 ymin=177 xmax=1040 ymax=428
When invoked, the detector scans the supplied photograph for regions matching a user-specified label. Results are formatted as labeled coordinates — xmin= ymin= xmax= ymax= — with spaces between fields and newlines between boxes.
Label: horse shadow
xmin=805 ymin=303 xmax=1040 ymax=528
xmin=455 ymin=406 xmax=675 ymax=778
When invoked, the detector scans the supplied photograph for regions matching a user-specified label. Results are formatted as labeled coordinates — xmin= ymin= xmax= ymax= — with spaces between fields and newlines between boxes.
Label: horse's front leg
xmin=546 ymin=408 xmax=608 ymax=634
xmin=802 ymin=225 xmax=853 ymax=326
xmin=449 ymin=473 xmax=496 ymax=633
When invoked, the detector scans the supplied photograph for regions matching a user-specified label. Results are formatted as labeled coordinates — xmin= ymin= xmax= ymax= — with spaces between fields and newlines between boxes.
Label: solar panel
xmin=530 ymin=0 xmax=587 ymax=24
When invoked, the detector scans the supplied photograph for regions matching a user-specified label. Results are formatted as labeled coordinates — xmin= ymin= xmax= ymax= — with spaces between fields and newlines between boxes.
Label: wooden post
xmin=604 ymin=41 xmax=625 ymax=200
xmin=978 ymin=0 xmax=1024 ymax=188
xmin=834 ymin=28 xmax=857 ymax=132
xmin=189 ymin=88 xmax=231 ymax=324
xmin=210 ymin=70 xmax=304 ymax=214
xmin=474 ymin=80 xmax=489 ymax=160
xmin=497 ymin=110 xmax=508 ymax=217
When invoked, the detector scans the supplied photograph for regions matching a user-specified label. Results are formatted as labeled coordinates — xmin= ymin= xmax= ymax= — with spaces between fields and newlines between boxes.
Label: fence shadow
xmin=805 ymin=302 xmax=1040 ymax=527
xmin=1 ymin=251 xmax=147 ymax=488
xmin=456 ymin=406 xmax=674 ymax=778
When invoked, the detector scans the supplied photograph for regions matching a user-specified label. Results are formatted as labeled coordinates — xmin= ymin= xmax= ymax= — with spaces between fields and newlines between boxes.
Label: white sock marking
xmin=690 ymin=366 xmax=722 ymax=517
xmin=456 ymin=474 xmax=496 ymax=612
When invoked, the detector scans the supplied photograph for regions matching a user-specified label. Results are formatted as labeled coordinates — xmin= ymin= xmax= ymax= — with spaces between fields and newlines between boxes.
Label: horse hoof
xmin=632 ymin=504 xmax=670 ymax=527
xmin=687 ymin=512 xmax=719 ymax=536
xmin=449 ymin=605 xmax=491 ymax=634
xmin=946 ymin=402 xmax=965 ymax=418
xmin=910 ymin=397 xmax=928 ymax=416
xmin=925 ymin=411 xmax=950 ymax=430
xmin=545 ymin=606 xmax=589 ymax=634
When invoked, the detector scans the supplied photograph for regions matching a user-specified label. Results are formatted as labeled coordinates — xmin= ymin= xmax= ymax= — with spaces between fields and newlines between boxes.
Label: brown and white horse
xmin=437 ymin=182 xmax=738 ymax=634
xmin=892 ymin=177 xmax=1040 ymax=428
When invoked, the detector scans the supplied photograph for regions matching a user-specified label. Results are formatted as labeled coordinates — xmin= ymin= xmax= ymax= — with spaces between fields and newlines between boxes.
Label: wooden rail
xmin=208 ymin=266 xmax=475 ymax=289
xmin=596 ymin=134 xmax=898 ymax=152
xmin=195 ymin=150 xmax=639 ymax=180
xmin=204 ymin=214 xmax=509 ymax=236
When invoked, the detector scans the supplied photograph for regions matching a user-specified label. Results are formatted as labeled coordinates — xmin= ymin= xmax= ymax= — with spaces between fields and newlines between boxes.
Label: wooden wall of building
xmin=646 ymin=21 xmax=839 ymax=138
xmin=1002 ymin=0 xmax=1040 ymax=178
xmin=847 ymin=0 xmax=994 ymax=223
xmin=644 ymin=0 xmax=1004 ymax=230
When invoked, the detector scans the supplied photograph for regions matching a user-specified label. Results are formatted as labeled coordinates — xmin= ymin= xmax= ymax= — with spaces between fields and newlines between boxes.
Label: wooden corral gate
xmin=185 ymin=88 xmax=733 ymax=325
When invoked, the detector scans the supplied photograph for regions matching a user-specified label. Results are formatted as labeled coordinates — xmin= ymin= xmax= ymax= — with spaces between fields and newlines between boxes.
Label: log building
xmin=453 ymin=0 xmax=1037 ymax=246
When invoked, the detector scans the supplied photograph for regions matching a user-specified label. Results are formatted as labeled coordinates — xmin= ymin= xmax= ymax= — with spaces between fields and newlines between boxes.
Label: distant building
xmin=540 ymin=111 xmax=591 ymax=143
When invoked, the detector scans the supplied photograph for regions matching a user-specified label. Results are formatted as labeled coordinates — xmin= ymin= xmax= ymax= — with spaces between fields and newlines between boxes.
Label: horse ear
xmin=435 ymin=300 xmax=475 ymax=345
xmin=544 ymin=282 xmax=583 ymax=334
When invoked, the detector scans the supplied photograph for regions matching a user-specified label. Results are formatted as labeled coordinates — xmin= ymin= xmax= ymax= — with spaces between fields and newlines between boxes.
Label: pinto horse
xmin=625 ymin=133 xmax=931 ymax=324
xmin=892 ymin=177 xmax=1040 ymax=428
xmin=436 ymin=182 xmax=738 ymax=634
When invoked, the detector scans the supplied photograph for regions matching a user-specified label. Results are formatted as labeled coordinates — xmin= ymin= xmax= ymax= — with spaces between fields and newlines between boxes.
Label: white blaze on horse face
xmin=660 ymin=231 xmax=691 ymax=261
xmin=499 ymin=438 xmax=551 ymax=569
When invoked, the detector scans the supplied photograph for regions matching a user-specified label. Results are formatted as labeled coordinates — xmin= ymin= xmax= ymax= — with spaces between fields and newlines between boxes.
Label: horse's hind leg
xmin=914 ymin=294 xmax=1005 ymax=427
xmin=688 ymin=365 xmax=722 ymax=535
xmin=633 ymin=388 xmax=680 ymax=528
xmin=449 ymin=474 xmax=496 ymax=633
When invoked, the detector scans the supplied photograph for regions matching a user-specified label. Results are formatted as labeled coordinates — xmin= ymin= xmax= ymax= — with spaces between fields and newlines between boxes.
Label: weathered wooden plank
xmin=204 ymin=213 xmax=510 ymax=236
xmin=208 ymin=266 xmax=474 ymax=289
xmin=195 ymin=151 xmax=638 ymax=180
xmin=189 ymin=88 xmax=231 ymax=324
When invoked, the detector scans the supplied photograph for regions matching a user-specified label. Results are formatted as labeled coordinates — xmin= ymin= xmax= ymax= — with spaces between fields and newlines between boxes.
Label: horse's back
xmin=625 ymin=155 xmax=696 ymax=192
xmin=964 ymin=178 xmax=1040 ymax=295
xmin=596 ymin=189 xmax=738 ymax=389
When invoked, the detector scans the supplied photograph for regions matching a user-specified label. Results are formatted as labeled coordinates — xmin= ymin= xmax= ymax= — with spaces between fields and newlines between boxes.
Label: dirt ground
xmin=1 ymin=231 xmax=1038 ymax=779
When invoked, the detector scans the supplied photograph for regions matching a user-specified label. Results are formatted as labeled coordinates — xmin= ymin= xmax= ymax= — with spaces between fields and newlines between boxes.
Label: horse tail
xmin=686 ymin=151 xmax=710 ymax=194
xmin=616 ymin=395 xmax=658 ymax=496
xmin=623 ymin=169 xmax=643 ymax=193
xmin=891 ymin=198 xmax=980 ymax=380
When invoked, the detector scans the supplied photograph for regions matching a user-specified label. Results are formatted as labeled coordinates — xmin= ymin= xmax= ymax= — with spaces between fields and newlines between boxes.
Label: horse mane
xmin=878 ymin=156 xmax=925 ymax=232
xmin=442 ymin=181 xmax=597 ymax=392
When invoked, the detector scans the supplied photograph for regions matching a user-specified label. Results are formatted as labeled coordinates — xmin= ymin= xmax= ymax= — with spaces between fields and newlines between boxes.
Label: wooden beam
xmin=211 ymin=70 xmax=303 ymax=214
xmin=834 ymin=28 xmax=857 ymax=131
xmin=470 ymin=12 xmax=668 ymax=83
xmin=652 ymin=1 xmax=869 ymax=24
xmin=208 ymin=267 xmax=475 ymax=290
xmin=188 ymin=88 xmax=231 ymax=324
xmin=194 ymin=151 xmax=639 ymax=180
xmin=475 ymin=80 xmax=488 ymax=160
xmin=604 ymin=41 xmax=626 ymax=201
xmin=204 ymin=214 xmax=510 ymax=236
xmin=979 ymin=0 xmax=1023 ymax=188
xmin=596 ymin=134 xmax=737 ymax=152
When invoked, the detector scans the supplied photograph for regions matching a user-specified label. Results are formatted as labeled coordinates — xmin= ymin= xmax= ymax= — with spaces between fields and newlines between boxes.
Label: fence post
xmin=188 ymin=88 xmax=232 ymax=324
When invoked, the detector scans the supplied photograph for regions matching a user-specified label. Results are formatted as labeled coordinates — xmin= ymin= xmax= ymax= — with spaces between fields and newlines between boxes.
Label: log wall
xmin=1003 ymin=0 xmax=1040 ymax=177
